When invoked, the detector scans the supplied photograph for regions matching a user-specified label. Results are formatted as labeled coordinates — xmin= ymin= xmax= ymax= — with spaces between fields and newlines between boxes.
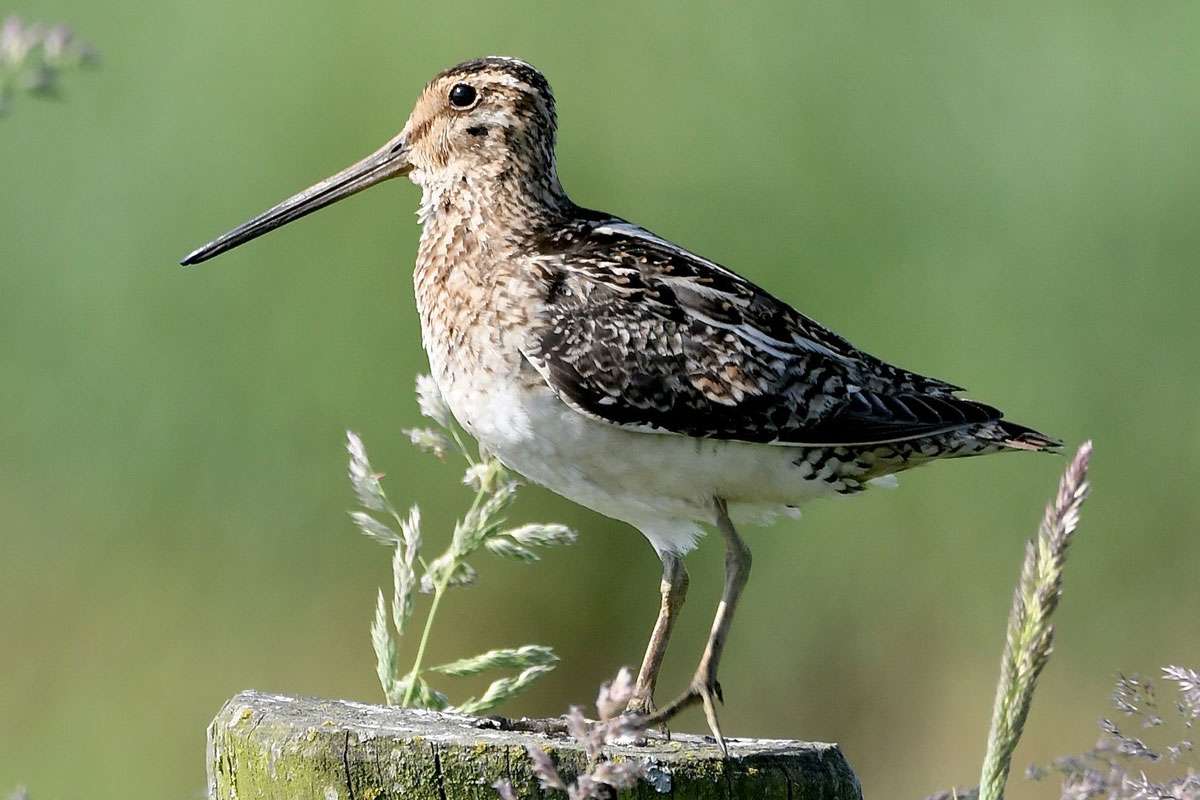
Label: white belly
xmin=439 ymin=371 xmax=843 ymax=555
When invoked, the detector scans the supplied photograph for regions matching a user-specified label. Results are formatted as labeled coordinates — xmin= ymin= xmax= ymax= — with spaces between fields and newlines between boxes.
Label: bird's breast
xmin=413 ymin=234 xmax=547 ymax=443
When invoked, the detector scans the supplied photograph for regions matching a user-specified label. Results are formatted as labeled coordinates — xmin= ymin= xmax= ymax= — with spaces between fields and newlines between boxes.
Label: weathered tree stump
xmin=207 ymin=690 xmax=862 ymax=799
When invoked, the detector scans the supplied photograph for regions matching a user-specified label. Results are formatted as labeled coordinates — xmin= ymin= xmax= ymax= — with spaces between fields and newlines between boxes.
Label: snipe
xmin=182 ymin=56 xmax=1059 ymax=752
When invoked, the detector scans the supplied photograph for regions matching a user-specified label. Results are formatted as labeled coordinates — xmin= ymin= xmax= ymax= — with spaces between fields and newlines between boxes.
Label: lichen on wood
xmin=207 ymin=690 xmax=863 ymax=799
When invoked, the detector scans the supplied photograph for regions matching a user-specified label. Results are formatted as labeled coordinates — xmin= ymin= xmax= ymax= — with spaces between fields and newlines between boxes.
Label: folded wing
xmin=522 ymin=217 xmax=1007 ymax=447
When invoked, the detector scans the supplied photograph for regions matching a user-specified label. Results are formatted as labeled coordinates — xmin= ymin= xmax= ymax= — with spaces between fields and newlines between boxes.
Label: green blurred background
xmin=3 ymin=2 xmax=1198 ymax=797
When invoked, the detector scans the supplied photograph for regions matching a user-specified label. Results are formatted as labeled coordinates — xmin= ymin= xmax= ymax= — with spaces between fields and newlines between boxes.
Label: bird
xmin=181 ymin=56 xmax=1059 ymax=752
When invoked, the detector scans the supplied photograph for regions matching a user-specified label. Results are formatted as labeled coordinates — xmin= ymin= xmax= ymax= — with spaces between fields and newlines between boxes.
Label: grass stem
xmin=977 ymin=441 xmax=1092 ymax=800
xmin=402 ymin=582 xmax=446 ymax=707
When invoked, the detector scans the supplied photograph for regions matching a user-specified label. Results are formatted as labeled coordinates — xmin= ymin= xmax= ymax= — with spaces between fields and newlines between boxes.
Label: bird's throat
xmin=413 ymin=161 xmax=571 ymax=232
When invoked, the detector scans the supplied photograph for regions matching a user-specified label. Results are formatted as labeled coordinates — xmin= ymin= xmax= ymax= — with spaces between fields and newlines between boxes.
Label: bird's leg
xmin=641 ymin=498 xmax=751 ymax=756
xmin=626 ymin=553 xmax=689 ymax=718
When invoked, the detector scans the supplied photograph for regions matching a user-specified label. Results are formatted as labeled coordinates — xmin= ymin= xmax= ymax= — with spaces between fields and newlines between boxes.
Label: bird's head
xmin=181 ymin=56 xmax=562 ymax=266
xmin=404 ymin=57 xmax=559 ymax=194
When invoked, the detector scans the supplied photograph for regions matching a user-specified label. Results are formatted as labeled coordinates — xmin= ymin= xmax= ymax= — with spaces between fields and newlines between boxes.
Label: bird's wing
xmin=520 ymin=217 xmax=1002 ymax=446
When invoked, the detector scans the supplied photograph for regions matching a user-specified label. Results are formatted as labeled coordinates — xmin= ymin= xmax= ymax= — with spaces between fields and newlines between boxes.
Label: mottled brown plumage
xmin=181 ymin=56 xmax=1059 ymax=752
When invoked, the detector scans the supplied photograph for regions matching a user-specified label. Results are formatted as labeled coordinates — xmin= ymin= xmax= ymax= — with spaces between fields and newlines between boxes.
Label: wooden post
xmin=208 ymin=690 xmax=863 ymax=799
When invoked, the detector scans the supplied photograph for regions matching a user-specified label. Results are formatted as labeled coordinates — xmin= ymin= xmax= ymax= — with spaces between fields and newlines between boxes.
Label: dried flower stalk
xmin=1027 ymin=667 xmax=1198 ymax=799
xmin=494 ymin=668 xmax=649 ymax=800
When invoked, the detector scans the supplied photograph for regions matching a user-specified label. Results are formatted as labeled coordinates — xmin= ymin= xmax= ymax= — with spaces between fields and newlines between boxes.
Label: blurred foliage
xmin=0 ymin=15 xmax=97 ymax=115
xmin=1 ymin=2 xmax=1198 ymax=799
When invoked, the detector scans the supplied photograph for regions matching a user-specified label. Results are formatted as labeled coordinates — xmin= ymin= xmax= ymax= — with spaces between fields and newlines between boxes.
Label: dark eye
xmin=448 ymin=83 xmax=477 ymax=109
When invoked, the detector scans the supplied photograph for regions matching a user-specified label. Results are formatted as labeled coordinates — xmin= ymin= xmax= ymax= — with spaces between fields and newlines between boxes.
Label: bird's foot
xmin=624 ymin=693 xmax=654 ymax=717
xmin=625 ymin=693 xmax=672 ymax=741
xmin=640 ymin=671 xmax=727 ymax=757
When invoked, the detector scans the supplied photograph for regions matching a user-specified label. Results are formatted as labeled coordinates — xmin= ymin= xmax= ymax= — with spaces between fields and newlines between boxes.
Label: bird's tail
xmin=994 ymin=420 xmax=1062 ymax=453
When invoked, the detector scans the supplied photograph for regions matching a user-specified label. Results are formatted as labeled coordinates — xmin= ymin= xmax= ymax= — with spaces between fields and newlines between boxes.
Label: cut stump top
xmin=207 ymin=690 xmax=863 ymax=799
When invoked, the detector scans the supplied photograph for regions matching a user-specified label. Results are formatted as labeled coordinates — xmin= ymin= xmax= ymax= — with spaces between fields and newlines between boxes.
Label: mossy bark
xmin=207 ymin=690 xmax=862 ymax=799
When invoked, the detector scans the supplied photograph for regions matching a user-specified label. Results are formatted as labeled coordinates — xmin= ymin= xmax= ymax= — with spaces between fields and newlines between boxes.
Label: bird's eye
xmin=448 ymin=83 xmax=477 ymax=109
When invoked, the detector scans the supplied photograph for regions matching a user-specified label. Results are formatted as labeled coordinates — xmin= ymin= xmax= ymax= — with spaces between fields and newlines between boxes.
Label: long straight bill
xmin=180 ymin=132 xmax=410 ymax=266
